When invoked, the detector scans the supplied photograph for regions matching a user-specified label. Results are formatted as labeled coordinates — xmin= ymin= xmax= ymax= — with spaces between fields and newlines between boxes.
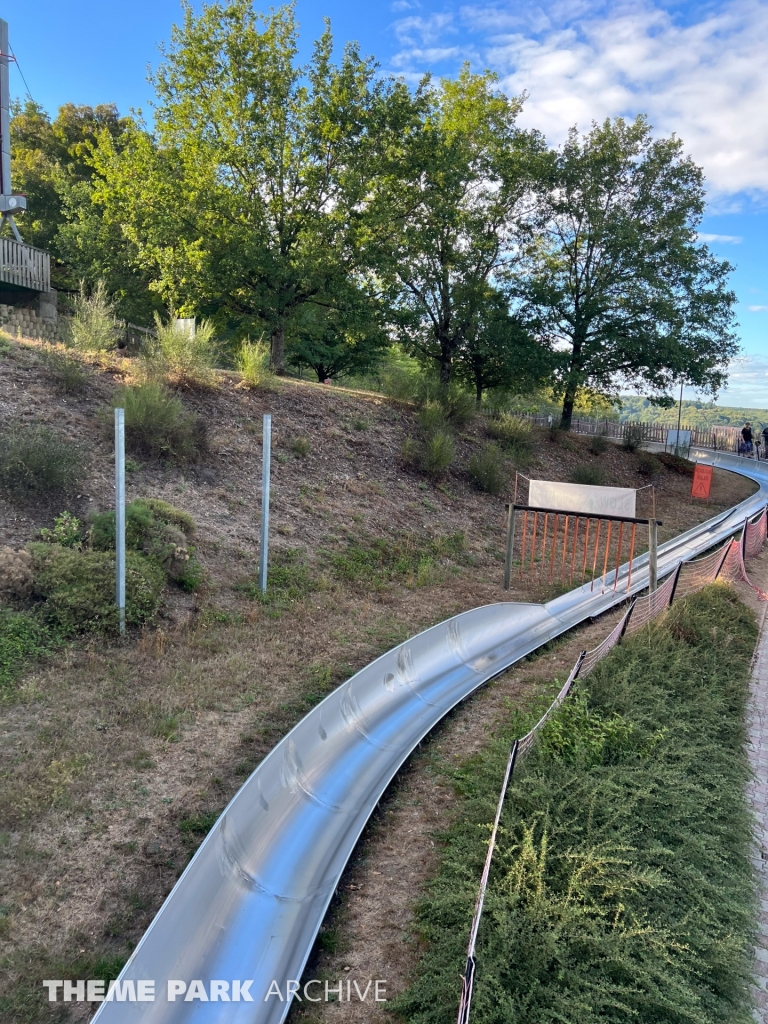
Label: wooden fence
xmin=520 ymin=413 xmax=743 ymax=453
xmin=0 ymin=237 xmax=50 ymax=292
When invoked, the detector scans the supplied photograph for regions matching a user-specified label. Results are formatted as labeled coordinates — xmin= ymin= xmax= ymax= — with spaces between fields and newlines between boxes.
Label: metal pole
xmin=259 ymin=414 xmax=272 ymax=594
xmin=648 ymin=518 xmax=658 ymax=593
xmin=503 ymin=504 xmax=516 ymax=591
xmin=675 ymin=380 xmax=683 ymax=456
xmin=114 ymin=408 xmax=126 ymax=635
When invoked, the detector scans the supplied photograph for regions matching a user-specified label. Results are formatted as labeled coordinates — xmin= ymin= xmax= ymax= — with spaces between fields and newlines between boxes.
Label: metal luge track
xmin=93 ymin=449 xmax=768 ymax=1023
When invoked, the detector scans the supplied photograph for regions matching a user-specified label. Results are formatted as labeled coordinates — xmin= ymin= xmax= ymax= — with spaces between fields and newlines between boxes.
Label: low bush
xmin=109 ymin=382 xmax=207 ymax=462
xmin=0 ymin=332 xmax=11 ymax=356
xmin=38 ymin=345 xmax=90 ymax=393
xmin=588 ymin=432 xmax=609 ymax=454
xmin=636 ymin=450 xmax=663 ymax=477
xmin=398 ymin=585 xmax=757 ymax=1024
xmin=29 ymin=543 xmax=165 ymax=634
xmin=443 ymin=389 xmax=476 ymax=427
xmin=89 ymin=498 xmax=195 ymax=581
xmin=62 ymin=281 xmax=123 ymax=353
xmin=0 ymin=420 xmax=84 ymax=495
xmin=621 ymin=423 xmax=644 ymax=452
xmin=236 ymin=338 xmax=275 ymax=390
xmin=657 ymin=451 xmax=696 ymax=476
xmin=149 ymin=315 xmax=219 ymax=390
xmin=468 ymin=443 xmax=506 ymax=495
xmin=418 ymin=401 xmax=449 ymax=434
xmin=486 ymin=414 xmax=533 ymax=466
xmin=0 ymin=607 xmax=58 ymax=691
xmin=40 ymin=511 xmax=84 ymax=549
xmin=289 ymin=436 xmax=311 ymax=457
xmin=419 ymin=429 xmax=455 ymax=478
xmin=569 ymin=464 xmax=606 ymax=486
xmin=0 ymin=547 xmax=34 ymax=601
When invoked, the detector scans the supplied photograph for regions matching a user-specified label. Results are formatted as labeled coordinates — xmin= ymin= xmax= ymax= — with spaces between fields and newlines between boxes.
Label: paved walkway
xmin=747 ymin=599 xmax=768 ymax=1021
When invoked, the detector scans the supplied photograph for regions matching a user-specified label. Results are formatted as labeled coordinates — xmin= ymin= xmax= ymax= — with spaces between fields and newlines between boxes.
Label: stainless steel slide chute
xmin=92 ymin=449 xmax=768 ymax=1023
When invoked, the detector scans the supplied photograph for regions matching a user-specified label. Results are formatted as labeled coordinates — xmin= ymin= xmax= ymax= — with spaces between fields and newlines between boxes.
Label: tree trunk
xmin=560 ymin=388 xmax=576 ymax=432
xmin=270 ymin=326 xmax=286 ymax=375
xmin=439 ymin=349 xmax=452 ymax=387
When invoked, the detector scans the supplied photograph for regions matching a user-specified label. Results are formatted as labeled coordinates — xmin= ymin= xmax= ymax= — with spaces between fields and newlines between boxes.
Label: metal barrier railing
xmin=456 ymin=505 xmax=768 ymax=1024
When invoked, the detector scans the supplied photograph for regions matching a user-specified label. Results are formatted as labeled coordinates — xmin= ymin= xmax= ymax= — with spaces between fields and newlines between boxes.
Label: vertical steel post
xmin=648 ymin=518 xmax=658 ymax=592
xmin=114 ymin=408 xmax=126 ymax=635
xmin=259 ymin=414 xmax=272 ymax=594
xmin=503 ymin=504 xmax=516 ymax=591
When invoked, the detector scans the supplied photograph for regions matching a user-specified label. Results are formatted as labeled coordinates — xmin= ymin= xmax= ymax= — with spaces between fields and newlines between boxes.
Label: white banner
xmin=528 ymin=479 xmax=636 ymax=518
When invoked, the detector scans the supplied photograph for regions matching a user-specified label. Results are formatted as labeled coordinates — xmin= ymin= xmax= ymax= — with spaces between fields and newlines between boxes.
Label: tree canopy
xmin=9 ymin=4 xmax=740 ymax=409
xmin=519 ymin=117 xmax=738 ymax=428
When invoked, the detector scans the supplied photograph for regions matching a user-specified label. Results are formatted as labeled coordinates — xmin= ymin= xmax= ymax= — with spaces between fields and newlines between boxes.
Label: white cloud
xmin=391 ymin=0 xmax=768 ymax=197
xmin=391 ymin=0 xmax=419 ymax=10
xmin=485 ymin=1 xmax=768 ymax=195
xmin=748 ymin=305 xmax=768 ymax=312
xmin=394 ymin=12 xmax=456 ymax=46
xmin=698 ymin=233 xmax=743 ymax=244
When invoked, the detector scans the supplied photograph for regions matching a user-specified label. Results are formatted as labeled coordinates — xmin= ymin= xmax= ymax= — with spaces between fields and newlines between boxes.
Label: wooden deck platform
xmin=0 ymin=237 xmax=50 ymax=293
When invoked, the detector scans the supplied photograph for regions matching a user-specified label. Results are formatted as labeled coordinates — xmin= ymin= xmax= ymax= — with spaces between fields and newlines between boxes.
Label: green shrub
xmin=0 ymin=607 xmax=58 ymax=690
xmin=0 ymin=332 xmax=11 ymax=356
xmin=0 ymin=421 xmax=84 ymax=495
xmin=468 ymin=443 xmax=506 ymax=494
xmin=40 ymin=511 xmax=85 ymax=549
xmin=588 ymin=432 xmax=609 ymax=454
xmin=235 ymin=338 xmax=275 ymax=389
xmin=418 ymin=401 xmax=449 ymax=434
xmin=89 ymin=498 xmax=195 ymax=580
xmin=38 ymin=345 xmax=90 ymax=393
xmin=176 ymin=554 xmax=206 ymax=593
xmin=419 ymin=429 xmax=454 ymax=478
xmin=636 ymin=450 xmax=663 ymax=477
xmin=443 ymin=389 xmax=476 ymax=427
xmin=398 ymin=586 xmax=758 ymax=1024
xmin=621 ymin=423 xmax=644 ymax=452
xmin=29 ymin=543 xmax=165 ymax=634
xmin=487 ymin=412 xmax=531 ymax=444
xmin=148 ymin=315 xmax=219 ymax=389
xmin=62 ymin=281 xmax=123 ymax=352
xmin=109 ymin=382 xmax=207 ymax=462
xmin=289 ymin=436 xmax=311 ymax=457
xmin=569 ymin=464 xmax=606 ymax=486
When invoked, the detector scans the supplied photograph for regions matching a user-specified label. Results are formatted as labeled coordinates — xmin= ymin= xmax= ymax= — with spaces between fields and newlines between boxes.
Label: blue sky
xmin=6 ymin=0 xmax=768 ymax=406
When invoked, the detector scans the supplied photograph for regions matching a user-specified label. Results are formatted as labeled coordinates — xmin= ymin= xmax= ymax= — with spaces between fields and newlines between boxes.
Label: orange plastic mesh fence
xmin=673 ymin=543 xmax=730 ymax=600
xmin=457 ymin=505 xmax=768 ymax=1024
xmin=746 ymin=510 xmax=768 ymax=559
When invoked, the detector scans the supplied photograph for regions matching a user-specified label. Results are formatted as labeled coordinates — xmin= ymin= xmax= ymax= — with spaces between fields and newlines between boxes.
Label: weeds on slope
xmin=396 ymin=584 xmax=759 ymax=1024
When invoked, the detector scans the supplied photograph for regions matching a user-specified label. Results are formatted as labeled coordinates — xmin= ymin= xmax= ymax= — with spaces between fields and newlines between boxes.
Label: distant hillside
xmin=618 ymin=396 xmax=768 ymax=429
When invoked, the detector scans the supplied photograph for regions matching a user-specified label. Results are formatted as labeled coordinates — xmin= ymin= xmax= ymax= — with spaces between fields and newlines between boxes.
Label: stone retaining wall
xmin=0 ymin=301 xmax=59 ymax=342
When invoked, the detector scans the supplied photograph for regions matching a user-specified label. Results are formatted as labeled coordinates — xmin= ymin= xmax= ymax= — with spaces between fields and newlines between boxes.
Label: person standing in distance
xmin=741 ymin=422 xmax=754 ymax=457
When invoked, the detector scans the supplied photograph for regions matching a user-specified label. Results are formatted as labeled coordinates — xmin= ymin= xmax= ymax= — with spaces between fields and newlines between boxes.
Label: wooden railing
xmin=0 ymin=237 xmax=50 ymax=292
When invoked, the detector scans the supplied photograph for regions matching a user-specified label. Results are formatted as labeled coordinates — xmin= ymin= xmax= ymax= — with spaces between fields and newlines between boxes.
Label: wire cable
xmin=9 ymin=43 xmax=34 ymax=102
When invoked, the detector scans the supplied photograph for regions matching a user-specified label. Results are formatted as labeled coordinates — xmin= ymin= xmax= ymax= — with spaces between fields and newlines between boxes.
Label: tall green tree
xmin=452 ymin=287 xmax=552 ymax=402
xmin=90 ymin=0 xmax=384 ymax=370
xmin=10 ymin=99 xmax=158 ymax=319
xmin=365 ymin=66 xmax=546 ymax=388
xmin=521 ymin=117 xmax=739 ymax=430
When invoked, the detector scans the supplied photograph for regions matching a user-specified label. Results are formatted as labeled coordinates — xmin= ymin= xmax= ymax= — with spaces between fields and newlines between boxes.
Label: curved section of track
xmin=93 ymin=449 xmax=768 ymax=1024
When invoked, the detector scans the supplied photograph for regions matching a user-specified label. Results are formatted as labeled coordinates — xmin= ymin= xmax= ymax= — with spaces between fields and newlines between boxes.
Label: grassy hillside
xmin=0 ymin=335 xmax=758 ymax=1022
